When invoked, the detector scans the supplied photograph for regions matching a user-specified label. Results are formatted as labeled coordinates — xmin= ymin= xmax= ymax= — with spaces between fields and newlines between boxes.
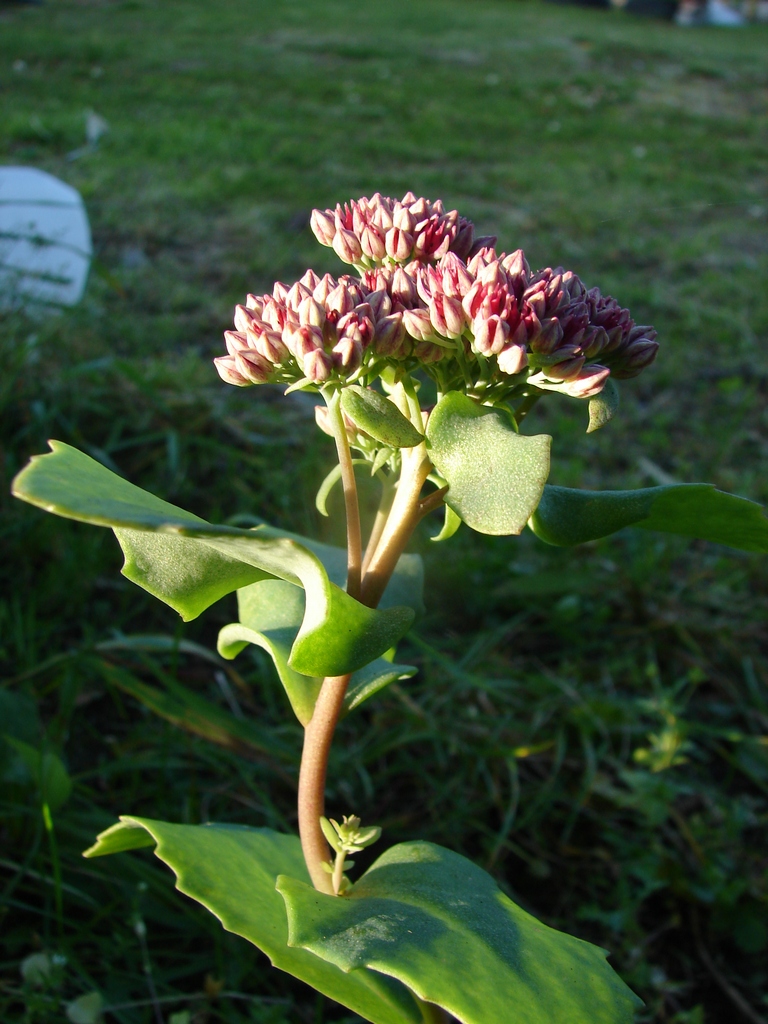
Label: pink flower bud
xmin=254 ymin=330 xmax=287 ymax=364
xmin=408 ymin=197 xmax=429 ymax=221
xmin=214 ymin=355 xmax=250 ymax=386
xmin=224 ymin=330 xmax=250 ymax=356
xmin=440 ymin=252 xmax=474 ymax=299
xmin=497 ymin=342 xmax=528 ymax=376
xmin=300 ymin=269 xmax=321 ymax=291
xmin=245 ymin=293 xmax=265 ymax=314
xmin=325 ymin=283 xmax=356 ymax=321
xmin=332 ymin=222 xmax=363 ymax=265
xmin=273 ymin=281 xmax=290 ymax=302
xmin=392 ymin=203 xmax=416 ymax=233
xmin=285 ymin=324 xmax=323 ymax=361
xmin=310 ymin=209 xmax=336 ymax=246
xmin=234 ymin=349 xmax=273 ymax=384
xmin=390 ymin=266 xmax=417 ymax=307
xmin=314 ymin=404 xmax=333 ymax=436
xmin=367 ymin=289 xmax=392 ymax=320
xmin=298 ymin=296 xmax=326 ymax=327
xmin=304 ymin=348 xmax=334 ymax=382
xmin=286 ymin=281 xmax=311 ymax=310
xmin=472 ymin=315 xmax=509 ymax=356
xmin=403 ymin=307 xmax=434 ymax=342
xmin=385 ymin=227 xmax=414 ymax=262
xmin=559 ymin=365 xmax=611 ymax=397
xmin=337 ymin=309 xmax=375 ymax=348
xmin=374 ymin=312 xmax=407 ymax=356
xmin=313 ymin=273 xmax=337 ymax=305
xmin=413 ymin=340 xmax=445 ymax=364
xmin=429 ymin=293 xmax=465 ymax=339
xmin=233 ymin=304 xmax=260 ymax=333
xmin=332 ymin=335 xmax=363 ymax=373
xmin=360 ymin=222 xmax=386 ymax=261
xmin=500 ymin=249 xmax=530 ymax=281
xmin=262 ymin=297 xmax=291 ymax=331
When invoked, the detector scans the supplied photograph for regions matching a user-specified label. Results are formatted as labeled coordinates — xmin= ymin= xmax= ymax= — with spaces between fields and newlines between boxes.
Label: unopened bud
xmin=300 ymin=268 xmax=321 ymax=291
xmin=611 ymin=338 xmax=659 ymax=379
xmin=224 ymin=330 xmax=249 ymax=356
xmin=299 ymin=296 xmax=326 ymax=327
xmin=332 ymin=335 xmax=363 ymax=372
xmin=254 ymin=329 xmax=288 ymax=364
xmin=497 ymin=342 xmax=528 ymax=375
xmin=310 ymin=208 xmax=336 ymax=246
xmin=375 ymin=312 xmax=407 ymax=356
xmin=390 ymin=266 xmax=417 ymax=307
xmin=304 ymin=348 xmax=333 ymax=382
xmin=214 ymin=355 xmax=250 ymax=386
xmin=234 ymin=349 xmax=272 ymax=384
xmin=402 ymin=307 xmax=434 ymax=342
xmin=367 ymin=289 xmax=392 ymax=320
xmin=332 ymin=223 xmax=363 ymax=265
xmin=472 ymin=315 xmax=509 ymax=356
xmin=429 ymin=294 xmax=465 ymax=339
xmin=530 ymin=317 xmax=564 ymax=355
xmin=385 ymin=226 xmax=414 ymax=262
xmin=360 ymin=223 xmax=386 ymax=261
xmin=286 ymin=324 xmax=324 ymax=361
xmin=245 ymin=293 xmax=265 ymax=314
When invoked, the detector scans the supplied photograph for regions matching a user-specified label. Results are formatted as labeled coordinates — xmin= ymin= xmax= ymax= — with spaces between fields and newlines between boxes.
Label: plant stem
xmin=361 ymin=442 xmax=431 ymax=609
xmin=298 ymin=673 xmax=351 ymax=894
xmin=362 ymin=471 xmax=396 ymax=575
xmin=323 ymin=388 xmax=363 ymax=602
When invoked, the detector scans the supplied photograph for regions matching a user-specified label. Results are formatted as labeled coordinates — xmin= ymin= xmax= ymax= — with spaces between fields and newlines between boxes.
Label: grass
xmin=1 ymin=0 xmax=767 ymax=1021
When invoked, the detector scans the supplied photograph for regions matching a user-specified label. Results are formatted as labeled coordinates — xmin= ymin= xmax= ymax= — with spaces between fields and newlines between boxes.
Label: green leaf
xmin=84 ymin=819 xmax=421 ymax=1024
xmin=430 ymin=504 xmax=461 ymax=543
xmin=278 ymin=841 xmax=641 ymax=1024
xmin=315 ymin=460 xmax=368 ymax=517
xmin=425 ymin=393 xmax=551 ymax=536
xmin=95 ymin=660 xmax=294 ymax=762
xmin=4 ymin=736 xmax=72 ymax=812
xmin=218 ymin=579 xmax=416 ymax=725
xmin=341 ymin=386 xmax=424 ymax=448
xmin=530 ymin=483 xmax=768 ymax=552
xmin=587 ymin=378 xmax=619 ymax=434
xmin=12 ymin=442 xmax=414 ymax=677
xmin=65 ymin=992 xmax=104 ymax=1024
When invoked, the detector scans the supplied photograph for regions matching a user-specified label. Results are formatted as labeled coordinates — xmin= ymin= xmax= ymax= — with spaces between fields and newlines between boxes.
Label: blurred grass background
xmin=1 ymin=0 xmax=767 ymax=1021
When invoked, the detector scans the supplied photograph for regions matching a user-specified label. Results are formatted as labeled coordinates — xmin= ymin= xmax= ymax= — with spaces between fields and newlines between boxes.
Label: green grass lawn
xmin=1 ymin=1 xmax=767 ymax=1021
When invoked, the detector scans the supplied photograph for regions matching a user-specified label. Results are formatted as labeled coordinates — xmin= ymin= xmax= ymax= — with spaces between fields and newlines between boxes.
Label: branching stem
xmin=323 ymin=387 xmax=363 ymax=602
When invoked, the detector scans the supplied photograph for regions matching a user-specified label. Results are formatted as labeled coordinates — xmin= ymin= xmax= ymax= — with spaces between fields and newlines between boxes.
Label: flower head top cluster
xmin=215 ymin=193 xmax=658 ymax=401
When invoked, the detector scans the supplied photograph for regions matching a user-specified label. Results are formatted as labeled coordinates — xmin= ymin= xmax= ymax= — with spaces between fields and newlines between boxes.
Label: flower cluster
xmin=215 ymin=194 xmax=658 ymax=400
xmin=309 ymin=191 xmax=494 ymax=268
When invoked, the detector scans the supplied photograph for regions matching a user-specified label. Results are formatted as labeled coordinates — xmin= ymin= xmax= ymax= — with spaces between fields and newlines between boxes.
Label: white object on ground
xmin=0 ymin=166 xmax=92 ymax=308
xmin=706 ymin=0 xmax=746 ymax=21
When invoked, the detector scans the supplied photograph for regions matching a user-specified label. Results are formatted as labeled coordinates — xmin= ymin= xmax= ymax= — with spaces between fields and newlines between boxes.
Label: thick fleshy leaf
xmin=12 ymin=442 xmax=414 ymax=677
xmin=278 ymin=841 xmax=641 ymax=1024
xmin=587 ymin=378 xmax=619 ymax=434
xmin=341 ymin=386 xmax=424 ymax=448
xmin=83 ymin=819 xmax=421 ymax=1024
xmin=425 ymin=393 xmax=551 ymax=536
xmin=217 ymin=579 xmax=416 ymax=725
xmin=530 ymin=483 xmax=768 ymax=552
